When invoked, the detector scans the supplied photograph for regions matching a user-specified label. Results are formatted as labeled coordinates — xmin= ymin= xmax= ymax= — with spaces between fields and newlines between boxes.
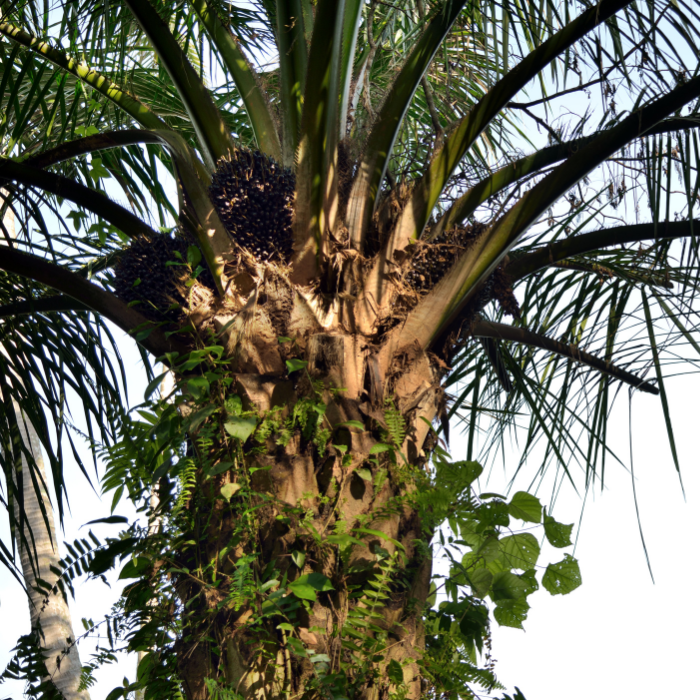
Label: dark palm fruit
xmin=405 ymin=223 xmax=486 ymax=292
xmin=113 ymin=232 xmax=215 ymax=324
xmin=209 ymin=149 xmax=295 ymax=263
xmin=490 ymin=265 xmax=521 ymax=318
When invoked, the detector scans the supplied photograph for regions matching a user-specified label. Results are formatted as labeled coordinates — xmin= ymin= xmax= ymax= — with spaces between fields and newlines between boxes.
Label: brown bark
xmin=165 ymin=270 xmax=444 ymax=700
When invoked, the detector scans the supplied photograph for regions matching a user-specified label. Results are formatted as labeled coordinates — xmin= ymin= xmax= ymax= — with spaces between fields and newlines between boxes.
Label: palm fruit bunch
xmin=113 ymin=232 xmax=214 ymax=324
xmin=405 ymin=222 xmax=486 ymax=292
xmin=490 ymin=265 xmax=521 ymax=318
xmin=209 ymin=149 xmax=295 ymax=263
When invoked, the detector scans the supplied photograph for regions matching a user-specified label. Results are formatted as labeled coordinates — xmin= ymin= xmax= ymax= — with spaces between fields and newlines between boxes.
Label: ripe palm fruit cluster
xmin=491 ymin=266 xmax=521 ymax=318
xmin=209 ymin=149 xmax=295 ymax=262
xmin=113 ymin=232 xmax=213 ymax=324
xmin=405 ymin=222 xmax=485 ymax=292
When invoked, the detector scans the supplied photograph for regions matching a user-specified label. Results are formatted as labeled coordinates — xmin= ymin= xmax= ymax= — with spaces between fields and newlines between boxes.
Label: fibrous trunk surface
xmin=113 ymin=148 xmax=488 ymax=700
xmin=11 ymin=405 xmax=90 ymax=700
xmin=166 ymin=270 xmax=443 ymax=699
xmin=121 ymin=253 xmax=447 ymax=699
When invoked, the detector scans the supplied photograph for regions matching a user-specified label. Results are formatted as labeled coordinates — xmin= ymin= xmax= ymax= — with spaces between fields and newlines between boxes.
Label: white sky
xmin=478 ymin=380 xmax=700 ymax=699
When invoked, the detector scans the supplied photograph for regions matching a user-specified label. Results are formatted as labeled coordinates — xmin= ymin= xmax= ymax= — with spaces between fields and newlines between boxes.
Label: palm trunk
xmin=10 ymin=405 xmax=90 ymax=700
xmin=176 ymin=432 xmax=436 ymax=700
xmin=166 ymin=282 xmax=443 ymax=699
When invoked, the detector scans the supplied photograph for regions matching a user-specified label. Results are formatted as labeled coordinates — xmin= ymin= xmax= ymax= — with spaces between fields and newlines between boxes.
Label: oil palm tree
xmin=1 ymin=0 xmax=700 ymax=698
xmin=1 ymin=204 xmax=89 ymax=700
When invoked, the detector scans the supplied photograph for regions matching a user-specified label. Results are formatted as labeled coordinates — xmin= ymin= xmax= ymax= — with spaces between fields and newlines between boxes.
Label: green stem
xmin=276 ymin=0 xmax=310 ymax=165
xmin=0 ymin=21 xmax=167 ymax=131
xmin=0 ymin=247 xmax=184 ymax=358
xmin=338 ymin=0 xmax=364 ymax=139
xmin=187 ymin=0 xmax=282 ymax=161
xmin=124 ymin=0 xmax=233 ymax=171
xmin=291 ymin=0 xmax=346 ymax=283
xmin=345 ymin=0 xmax=468 ymax=250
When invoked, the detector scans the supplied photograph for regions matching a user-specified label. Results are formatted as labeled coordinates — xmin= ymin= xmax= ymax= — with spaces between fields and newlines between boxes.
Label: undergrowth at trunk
xmin=4 ymin=337 xmax=582 ymax=700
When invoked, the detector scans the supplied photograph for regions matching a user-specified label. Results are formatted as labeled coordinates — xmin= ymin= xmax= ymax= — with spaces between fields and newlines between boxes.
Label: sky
xmin=477 ymin=381 xmax=700 ymax=699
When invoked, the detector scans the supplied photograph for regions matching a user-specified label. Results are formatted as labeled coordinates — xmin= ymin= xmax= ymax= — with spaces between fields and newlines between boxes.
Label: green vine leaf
xmin=463 ymin=535 xmax=500 ymax=569
xmin=477 ymin=500 xmax=510 ymax=528
xmin=387 ymin=658 xmax=404 ymax=685
xmin=119 ymin=557 xmax=151 ymax=580
xmin=542 ymin=554 xmax=582 ymax=595
xmin=187 ymin=245 xmax=202 ymax=266
xmin=543 ymin=510 xmax=574 ymax=548
xmin=435 ymin=460 xmax=483 ymax=493
xmin=499 ymin=534 xmax=541 ymax=571
xmin=185 ymin=405 xmax=217 ymax=431
xmin=519 ymin=569 xmax=539 ymax=596
xmin=467 ymin=568 xmax=493 ymax=598
xmin=286 ymin=358 xmax=308 ymax=373
xmin=224 ymin=417 xmax=258 ymax=441
xmin=207 ymin=460 xmax=233 ymax=476
xmin=494 ymin=599 xmax=530 ymax=629
xmin=187 ymin=376 xmax=210 ymax=400
xmin=338 ymin=420 xmax=365 ymax=430
xmin=369 ymin=443 xmax=392 ymax=454
xmin=89 ymin=157 xmax=111 ymax=181
xmin=507 ymin=492 xmax=543 ymax=523
xmin=490 ymin=571 xmax=528 ymax=601
xmin=288 ymin=572 xmax=334 ymax=601
xmin=220 ymin=483 xmax=241 ymax=502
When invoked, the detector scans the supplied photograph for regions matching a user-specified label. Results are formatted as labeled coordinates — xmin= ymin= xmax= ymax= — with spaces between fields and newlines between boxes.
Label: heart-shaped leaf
xmin=507 ymin=491 xmax=543 ymax=523
xmin=542 ymin=554 xmax=582 ymax=595
xmin=543 ymin=510 xmax=574 ymax=548
xmin=220 ymin=482 xmax=241 ymax=502
xmin=224 ymin=416 xmax=258 ymax=441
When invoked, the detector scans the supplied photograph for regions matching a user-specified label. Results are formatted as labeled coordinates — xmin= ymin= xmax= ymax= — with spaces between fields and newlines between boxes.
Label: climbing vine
xmin=2 ymin=344 xmax=581 ymax=700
